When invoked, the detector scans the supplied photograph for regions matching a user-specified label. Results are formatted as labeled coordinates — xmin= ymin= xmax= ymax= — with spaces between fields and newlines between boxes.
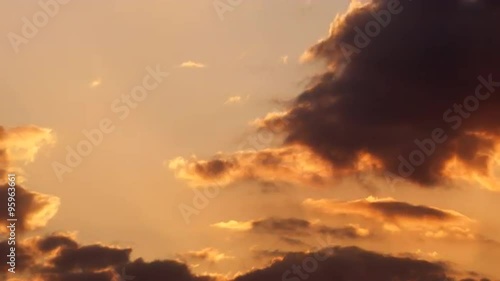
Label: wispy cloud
xmin=179 ymin=61 xmax=206 ymax=68
xmin=224 ymin=95 xmax=249 ymax=105
xmin=280 ymin=55 xmax=289 ymax=64
xmin=89 ymin=78 xmax=102 ymax=88
xmin=224 ymin=96 xmax=242 ymax=105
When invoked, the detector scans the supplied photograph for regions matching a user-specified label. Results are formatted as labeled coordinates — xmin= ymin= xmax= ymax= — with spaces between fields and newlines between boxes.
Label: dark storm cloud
xmin=235 ymin=246 xmax=488 ymax=281
xmin=0 ymin=233 xmax=214 ymax=281
xmin=49 ymin=244 xmax=131 ymax=271
xmin=268 ymin=0 xmax=500 ymax=187
xmin=171 ymin=0 xmax=500 ymax=189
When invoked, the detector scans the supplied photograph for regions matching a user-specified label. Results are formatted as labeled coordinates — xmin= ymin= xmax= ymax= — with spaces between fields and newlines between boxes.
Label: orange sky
xmin=1 ymin=1 xmax=500 ymax=281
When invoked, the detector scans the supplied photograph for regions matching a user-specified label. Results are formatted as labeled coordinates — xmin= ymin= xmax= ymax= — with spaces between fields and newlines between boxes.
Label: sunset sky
xmin=1 ymin=1 xmax=500 ymax=281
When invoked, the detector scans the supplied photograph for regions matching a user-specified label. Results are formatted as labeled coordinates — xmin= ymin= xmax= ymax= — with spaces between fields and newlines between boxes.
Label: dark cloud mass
xmin=264 ymin=0 xmax=500 ymax=187
xmin=0 ymin=234 xmax=214 ymax=281
xmin=236 ymin=246 xmax=488 ymax=281
xmin=5 ymin=234 xmax=490 ymax=281
xmin=49 ymin=244 xmax=131 ymax=271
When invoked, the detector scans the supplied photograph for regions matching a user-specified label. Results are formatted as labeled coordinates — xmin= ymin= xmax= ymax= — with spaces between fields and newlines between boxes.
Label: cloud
xmin=251 ymin=248 xmax=290 ymax=260
xmin=0 ymin=123 xmax=204 ymax=280
xmin=211 ymin=220 xmax=253 ymax=231
xmin=225 ymin=96 xmax=243 ymax=105
xmin=179 ymin=248 xmax=235 ymax=263
xmin=280 ymin=55 xmax=289 ymax=64
xmin=0 ymin=233 xmax=214 ymax=281
xmin=35 ymin=233 xmax=79 ymax=252
xmin=168 ymin=145 xmax=337 ymax=188
xmin=303 ymin=197 xmax=471 ymax=225
xmin=89 ymin=79 xmax=101 ymax=88
xmin=0 ymin=125 xmax=59 ymax=234
xmin=0 ymin=184 xmax=60 ymax=234
xmin=265 ymin=0 xmax=500 ymax=188
xmin=301 ymin=196 xmax=499 ymax=244
xmin=279 ymin=237 xmax=309 ymax=247
xmin=212 ymin=217 xmax=371 ymax=240
xmin=251 ymin=218 xmax=312 ymax=233
xmin=171 ymin=0 xmax=500 ymax=190
xmin=49 ymin=244 xmax=131 ymax=272
xmin=180 ymin=61 xmax=207 ymax=68
xmin=0 ymin=125 xmax=54 ymax=178
xmin=234 ymin=246 xmax=488 ymax=281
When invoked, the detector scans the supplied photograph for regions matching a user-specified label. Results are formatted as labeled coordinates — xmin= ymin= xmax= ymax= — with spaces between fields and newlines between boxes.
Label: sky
xmin=1 ymin=0 xmax=500 ymax=281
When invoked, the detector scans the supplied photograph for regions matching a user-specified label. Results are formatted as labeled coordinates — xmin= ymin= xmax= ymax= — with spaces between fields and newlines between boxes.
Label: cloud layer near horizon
xmin=2 ymin=233 xmax=491 ymax=281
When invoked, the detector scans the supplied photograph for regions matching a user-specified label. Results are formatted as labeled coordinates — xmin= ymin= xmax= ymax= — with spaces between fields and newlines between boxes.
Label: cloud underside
xmin=170 ymin=0 xmax=500 ymax=190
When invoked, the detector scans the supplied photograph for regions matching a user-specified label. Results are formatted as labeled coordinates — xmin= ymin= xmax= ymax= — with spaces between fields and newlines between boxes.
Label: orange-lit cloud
xmin=300 ymin=196 xmax=498 ymax=244
xmin=168 ymin=144 xmax=385 ymax=188
xmin=303 ymin=197 xmax=472 ymax=228
xmin=0 ymin=125 xmax=59 ymax=233
xmin=168 ymin=145 xmax=334 ymax=188
xmin=0 ymin=125 xmax=54 ymax=175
